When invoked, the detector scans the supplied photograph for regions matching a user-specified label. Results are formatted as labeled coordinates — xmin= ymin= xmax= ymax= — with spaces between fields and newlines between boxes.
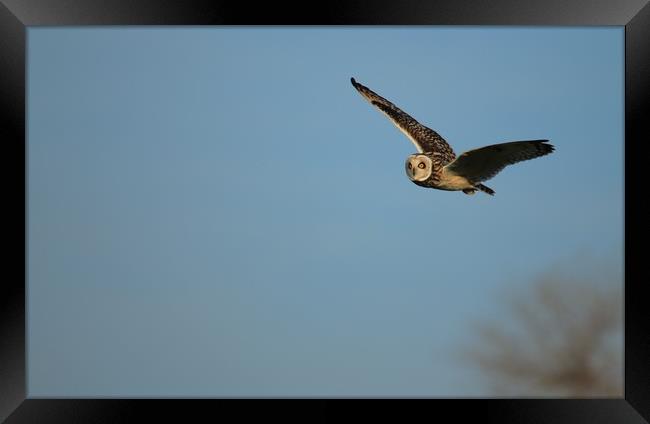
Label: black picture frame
xmin=2 ymin=0 xmax=648 ymax=422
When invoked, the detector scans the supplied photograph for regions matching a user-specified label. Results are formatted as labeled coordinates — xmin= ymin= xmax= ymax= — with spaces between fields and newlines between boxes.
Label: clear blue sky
xmin=27 ymin=27 xmax=623 ymax=396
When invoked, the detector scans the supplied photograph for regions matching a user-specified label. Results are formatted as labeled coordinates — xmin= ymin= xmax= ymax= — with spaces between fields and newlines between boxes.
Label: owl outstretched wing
xmin=351 ymin=78 xmax=456 ymax=163
xmin=444 ymin=140 xmax=554 ymax=183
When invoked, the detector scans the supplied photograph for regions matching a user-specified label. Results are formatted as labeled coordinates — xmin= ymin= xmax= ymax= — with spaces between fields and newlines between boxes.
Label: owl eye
xmin=407 ymin=163 xmax=412 ymax=169
xmin=418 ymin=162 xmax=426 ymax=169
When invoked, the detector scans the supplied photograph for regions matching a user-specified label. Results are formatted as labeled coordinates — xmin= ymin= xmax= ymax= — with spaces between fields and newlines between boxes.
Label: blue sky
xmin=27 ymin=27 xmax=623 ymax=396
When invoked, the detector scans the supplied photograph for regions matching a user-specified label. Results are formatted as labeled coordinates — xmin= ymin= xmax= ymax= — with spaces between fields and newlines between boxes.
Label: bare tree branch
xmin=461 ymin=274 xmax=622 ymax=397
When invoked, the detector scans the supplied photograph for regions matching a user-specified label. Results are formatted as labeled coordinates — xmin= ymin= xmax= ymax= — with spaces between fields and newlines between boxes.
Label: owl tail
xmin=476 ymin=184 xmax=495 ymax=196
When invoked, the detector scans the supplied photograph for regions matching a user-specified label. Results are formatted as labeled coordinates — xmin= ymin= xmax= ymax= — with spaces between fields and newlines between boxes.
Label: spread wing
xmin=351 ymin=78 xmax=456 ymax=163
xmin=444 ymin=140 xmax=554 ymax=183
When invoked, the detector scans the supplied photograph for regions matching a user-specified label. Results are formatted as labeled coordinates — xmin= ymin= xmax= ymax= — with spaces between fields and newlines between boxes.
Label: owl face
xmin=405 ymin=154 xmax=433 ymax=182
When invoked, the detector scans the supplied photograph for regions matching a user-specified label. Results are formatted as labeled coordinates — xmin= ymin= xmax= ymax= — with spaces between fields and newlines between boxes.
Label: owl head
xmin=405 ymin=154 xmax=433 ymax=182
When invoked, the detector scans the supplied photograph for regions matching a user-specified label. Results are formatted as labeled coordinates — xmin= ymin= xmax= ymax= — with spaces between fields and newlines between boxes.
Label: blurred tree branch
xmin=464 ymin=275 xmax=622 ymax=397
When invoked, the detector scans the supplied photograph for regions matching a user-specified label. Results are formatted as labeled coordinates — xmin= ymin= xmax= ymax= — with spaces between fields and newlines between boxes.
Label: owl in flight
xmin=351 ymin=78 xmax=554 ymax=195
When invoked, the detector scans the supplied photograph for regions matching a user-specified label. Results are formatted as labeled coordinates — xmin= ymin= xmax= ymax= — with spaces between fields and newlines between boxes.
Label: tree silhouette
xmin=464 ymin=274 xmax=622 ymax=396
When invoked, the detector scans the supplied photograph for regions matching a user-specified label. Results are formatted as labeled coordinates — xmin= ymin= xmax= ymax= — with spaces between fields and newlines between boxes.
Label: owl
xmin=351 ymin=78 xmax=554 ymax=195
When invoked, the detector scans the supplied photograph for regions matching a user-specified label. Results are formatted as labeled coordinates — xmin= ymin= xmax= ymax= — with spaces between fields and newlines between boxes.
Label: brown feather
xmin=351 ymin=78 xmax=456 ymax=163
xmin=444 ymin=140 xmax=554 ymax=183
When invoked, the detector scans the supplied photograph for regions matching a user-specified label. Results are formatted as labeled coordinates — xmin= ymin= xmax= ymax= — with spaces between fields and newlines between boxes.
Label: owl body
xmin=406 ymin=153 xmax=479 ymax=193
xmin=351 ymin=77 xmax=554 ymax=196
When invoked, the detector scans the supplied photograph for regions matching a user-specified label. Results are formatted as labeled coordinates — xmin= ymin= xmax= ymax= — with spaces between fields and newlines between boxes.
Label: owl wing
xmin=351 ymin=78 xmax=456 ymax=163
xmin=444 ymin=140 xmax=554 ymax=183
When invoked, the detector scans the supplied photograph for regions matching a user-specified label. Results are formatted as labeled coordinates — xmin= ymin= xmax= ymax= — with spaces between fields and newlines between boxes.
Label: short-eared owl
xmin=351 ymin=78 xmax=554 ymax=195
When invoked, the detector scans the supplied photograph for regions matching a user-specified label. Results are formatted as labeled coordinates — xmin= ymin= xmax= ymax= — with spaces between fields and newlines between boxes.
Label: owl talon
xmin=462 ymin=189 xmax=477 ymax=195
